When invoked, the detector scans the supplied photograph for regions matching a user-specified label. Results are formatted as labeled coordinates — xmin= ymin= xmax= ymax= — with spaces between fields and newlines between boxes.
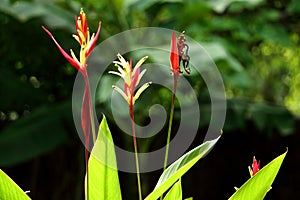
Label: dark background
xmin=1 ymin=0 xmax=300 ymax=199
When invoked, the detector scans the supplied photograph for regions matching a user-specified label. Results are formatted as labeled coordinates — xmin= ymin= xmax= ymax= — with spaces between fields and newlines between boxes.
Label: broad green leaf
xmin=201 ymin=42 xmax=243 ymax=72
xmin=0 ymin=102 xmax=71 ymax=167
xmin=207 ymin=0 xmax=263 ymax=13
xmin=250 ymin=103 xmax=294 ymax=136
xmin=163 ymin=179 xmax=182 ymax=200
xmin=184 ymin=198 xmax=193 ymax=200
xmin=257 ymin=24 xmax=290 ymax=45
xmin=128 ymin=0 xmax=182 ymax=11
xmin=0 ymin=169 xmax=31 ymax=200
xmin=287 ymin=0 xmax=300 ymax=13
xmin=0 ymin=0 xmax=73 ymax=29
xmin=225 ymin=71 xmax=253 ymax=89
xmin=229 ymin=150 xmax=287 ymax=200
xmin=86 ymin=115 xmax=122 ymax=200
xmin=145 ymin=136 xmax=220 ymax=200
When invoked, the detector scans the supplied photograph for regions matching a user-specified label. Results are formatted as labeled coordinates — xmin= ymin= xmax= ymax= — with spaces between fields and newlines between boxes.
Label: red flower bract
xmin=109 ymin=54 xmax=151 ymax=106
xmin=42 ymin=26 xmax=82 ymax=70
xmin=75 ymin=11 xmax=88 ymax=45
xmin=252 ymin=157 xmax=260 ymax=176
xmin=42 ymin=8 xmax=101 ymax=71
xmin=170 ymin=31 xmax=180 ymax=74
xmin=43 ymin=10 xmax=101 ymax=174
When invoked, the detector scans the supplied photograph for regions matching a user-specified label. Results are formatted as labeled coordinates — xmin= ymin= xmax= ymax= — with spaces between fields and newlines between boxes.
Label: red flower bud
xmin=170 ymin=31 xmax=180 ymax=74
xmin=250 ymin=156 xmax=260 ymax=176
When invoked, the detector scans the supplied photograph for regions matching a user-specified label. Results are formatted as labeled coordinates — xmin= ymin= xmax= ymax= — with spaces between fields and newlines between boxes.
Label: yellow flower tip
xmin=80 ymin=8 xmax=85 ymax=15
xmin=137 ymin=55 xmax=148 ymax=66
xmin=133 ymin=55 xmax=149 ymax=75
xmin=248 ymin=166 xmax=253 ymax=177
xmin=112 ymin=85 xmax=129 ymax=104
xmin=70 ymin=49 xmax=79 ymax=62
xmin=133 ymin=82 xmax=152 ymax=103
xmin=116 ymin=53 xmax=123 ymax=60
xmin=72 ymin=34 xmax=80 ymax=43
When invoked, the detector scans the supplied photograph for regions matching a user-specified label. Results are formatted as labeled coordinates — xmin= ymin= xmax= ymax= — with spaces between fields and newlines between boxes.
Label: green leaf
xmin=163 ymin=179 xmax=182 ymax=200
xmin=0 ymin=102 xmax=71 ymax=167
xmin=229 ymin=150 xmax=287 ymax=200
xmin=207 ymin=0 xmax=263 ymax=13
xmin=250 ymin=103 xmax=294 ymax=136
xmin=0 ymin=169 xmax=31 ymax=200
xmin=145 ymin=136 xmax=220 ymax=200
xmin=257 ymin=24 xmax=290 ymax=45
xmin=128 ymin=0 xmax=182 ymax=11
xmin=86 ymin=115 xmax=122 ymax=200
xmin=0 ymin=0 xmax=73 ymax=29
xmin=184 ymin=198 xmax=193 ymax=200
xmin=201 ymin=42 xmax=243 ymax=72
xmin=287 ymin=0 xmax=300 ymax=13
xmin=225 ymin=70 xmax=253 ymax=89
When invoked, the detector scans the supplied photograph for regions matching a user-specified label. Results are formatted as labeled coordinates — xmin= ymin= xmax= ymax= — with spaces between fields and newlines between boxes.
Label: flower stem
xmin=82 ymin=69 xmax=97 ymax=143
xmin=85 ymin=149 xmax=89 ymax=200
xmin=130 ymin=103 xmax=142 ymax=200
xmin=82 ymin=68 xmax=97 ymax=200
xmin=161 ymin=73 xmax=179 ymax=200
xmin=163 ymin=73 xmax=179 ymax=171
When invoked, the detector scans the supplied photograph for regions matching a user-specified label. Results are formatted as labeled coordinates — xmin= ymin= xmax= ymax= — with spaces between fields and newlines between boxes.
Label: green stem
xmin=85 ymin=149 xmax=89 ymax=200
xmin=82 ymin=68 xmax=97 ymax=200
xmin=163 ymin=73 xmax=179 ymax=171
xmin=130 ymin=102 xmax=143 ymax=200
xmin=160 ymin=74 xmax=179 ymax=200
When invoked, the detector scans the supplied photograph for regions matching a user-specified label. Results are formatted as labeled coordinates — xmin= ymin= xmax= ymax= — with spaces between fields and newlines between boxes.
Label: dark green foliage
xmin=0 ymin=0 xmax=298 ymax=165
xmin=0 ymin=0 xmax=299 ymax=198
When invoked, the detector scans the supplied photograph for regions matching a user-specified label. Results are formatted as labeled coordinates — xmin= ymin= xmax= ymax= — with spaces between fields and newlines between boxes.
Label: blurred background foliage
xmin=0 ymin=0 xmax=300 ymax=199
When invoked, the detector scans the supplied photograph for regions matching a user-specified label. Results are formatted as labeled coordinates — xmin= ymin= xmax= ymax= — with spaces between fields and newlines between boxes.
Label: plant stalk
xmin=85 ymin=149 xmax=89 ymax=200
xmin=82 ymin=69 xmax=97 ymax=143
xmin=130 ymin=102 xmax=143 ymax=200
xmin=81 ymin=69 xmax=89 ymax=200
xmin=82 ymin=68 xmax=96 ymax=200
xmin=163 ymin=73 xmax=179 ymax=171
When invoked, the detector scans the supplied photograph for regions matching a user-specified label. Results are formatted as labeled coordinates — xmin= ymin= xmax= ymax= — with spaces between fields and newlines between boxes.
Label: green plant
xmin=0 ymin=8 xmax=288 ymax=200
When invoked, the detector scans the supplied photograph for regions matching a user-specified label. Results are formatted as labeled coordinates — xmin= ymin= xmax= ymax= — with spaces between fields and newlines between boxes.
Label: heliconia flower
xmin=43 ymin=9 xmax=101 ymax=169
xmin=42 ymin=8 xmax=101 ymax=72
xmin=109 ymin=53 xmax=151 ymax=106
xmin=170 ymin=31 xmax=180 ymax=75
xmin=249 ymin=156 xmax=260 ymax=176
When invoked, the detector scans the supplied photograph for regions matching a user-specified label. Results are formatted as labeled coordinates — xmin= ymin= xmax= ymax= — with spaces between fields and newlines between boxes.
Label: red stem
xmin=130 ymin=99 xmax=142 ymax=200
xmin=172 ymin=73 xmax=179 ymax=105
xmin=81 ymin=68 xmax=94 ymax=200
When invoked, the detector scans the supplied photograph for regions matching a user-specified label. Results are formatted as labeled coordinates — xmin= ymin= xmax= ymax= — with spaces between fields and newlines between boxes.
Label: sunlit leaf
xmin=145 ymin=136 xmax=220 ymax=200
xmin=0 ymin=169 xmax=31 ymax=200
xmin=163 ymin=179 xmax=182 ymax=200
xmin=207 ymin=0 xmax=263 ymax=13
xmin=229 ymin=150 xmax=287 ymax=200
xmin=86 ymin=115 xmax=122 ymax=200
